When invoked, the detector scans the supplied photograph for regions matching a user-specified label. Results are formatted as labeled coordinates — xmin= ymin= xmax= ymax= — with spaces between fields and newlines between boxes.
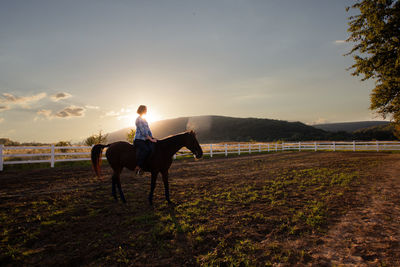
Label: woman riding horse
xmin=134 ymin=105 xmax=157 ymax=175
xmin=91 ymin=130 xmax=203 ymax=204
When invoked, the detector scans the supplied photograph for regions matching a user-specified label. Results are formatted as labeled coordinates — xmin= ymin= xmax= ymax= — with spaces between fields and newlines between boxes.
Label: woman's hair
xmin=137 ymin=105 xmax=147 ymax=115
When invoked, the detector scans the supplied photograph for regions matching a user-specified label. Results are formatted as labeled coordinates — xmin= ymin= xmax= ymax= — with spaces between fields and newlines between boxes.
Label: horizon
xmin=0 ymin=1 xmax=389 ymax=143
xmin=1 ymin=114 xmax=390 ymax=144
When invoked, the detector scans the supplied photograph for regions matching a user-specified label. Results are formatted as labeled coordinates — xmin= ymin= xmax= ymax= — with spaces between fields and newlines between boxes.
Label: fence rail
xmin=1 ymin=141 xmax=400 ymax=171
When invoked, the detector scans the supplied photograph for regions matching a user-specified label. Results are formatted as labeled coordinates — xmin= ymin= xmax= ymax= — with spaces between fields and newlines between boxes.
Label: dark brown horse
xmin=91 ymin=131 xmax=203 ymax=204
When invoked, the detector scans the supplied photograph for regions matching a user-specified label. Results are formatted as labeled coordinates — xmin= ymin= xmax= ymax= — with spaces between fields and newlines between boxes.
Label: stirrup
xmin=136 ymin=168 xmax=144 ymax=176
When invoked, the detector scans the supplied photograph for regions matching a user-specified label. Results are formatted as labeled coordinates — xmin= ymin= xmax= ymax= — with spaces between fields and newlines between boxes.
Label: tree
xmin=55 ymin=141 xmax=72 ymax=153
xmin=126 ymin=129 xmax=136 ymax=143
xmin=85 ymin=131 xmax=108 ymax=146
xmin=55 ymin=141 xmax=71 ymax=146
xmin=346 ymin=0 xmax=400 ymax=137
xmin=0 ymin=138 xmax=20 ymax=146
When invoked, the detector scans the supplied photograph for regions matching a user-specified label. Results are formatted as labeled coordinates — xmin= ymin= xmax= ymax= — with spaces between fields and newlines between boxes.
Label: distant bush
xmin=0 ymin=138 xmax=20 ymax=146
xmin=84 ymin=131 xmax=108 ymax=146
xmin=55 ymin=141 xmax=71 ymax=146
xmin=126 ymin=129 xmax=136 ymax=144
xmin=55 ymin=141 xmax=72 ymax=152
xmin=0 ymin=138 xmax=50 ymax=146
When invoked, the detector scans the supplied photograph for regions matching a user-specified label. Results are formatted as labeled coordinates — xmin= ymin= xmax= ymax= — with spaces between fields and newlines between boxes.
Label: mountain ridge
xmin=107 ymin=115 xmax=327 ymax=143
xmin=313 ymin=121 xmax=390 ymax=133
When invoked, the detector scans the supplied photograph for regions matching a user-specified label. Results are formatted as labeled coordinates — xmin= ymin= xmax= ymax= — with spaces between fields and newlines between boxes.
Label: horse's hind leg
xmin=111 ymin=173 xmax=118 ymax=201
xmin=115 ymin=173 xmax=126 ymax=203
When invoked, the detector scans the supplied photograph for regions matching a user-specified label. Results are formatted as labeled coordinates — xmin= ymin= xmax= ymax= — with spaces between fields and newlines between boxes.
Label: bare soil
xmin=1 ymin=152 xmax=399 ymax=266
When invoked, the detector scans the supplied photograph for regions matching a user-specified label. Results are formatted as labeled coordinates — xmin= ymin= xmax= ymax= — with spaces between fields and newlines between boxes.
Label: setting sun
xmin=118 ymin=108 xmax=162 ymax=128
xmin=142 ymin=111 xmax=161 ymax=124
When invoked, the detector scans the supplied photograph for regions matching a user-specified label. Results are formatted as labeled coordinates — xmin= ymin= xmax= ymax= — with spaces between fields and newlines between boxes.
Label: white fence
xmin=1 ymin=141 xmax=400 ymax=171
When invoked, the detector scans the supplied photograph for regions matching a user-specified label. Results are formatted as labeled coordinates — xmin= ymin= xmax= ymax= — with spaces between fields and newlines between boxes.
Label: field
xmin=1 ymin=152 xmax=400 ymax=266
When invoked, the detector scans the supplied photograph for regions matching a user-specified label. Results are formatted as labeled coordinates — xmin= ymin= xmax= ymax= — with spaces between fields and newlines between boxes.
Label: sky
xmin=0 ymin=0 xmax=384 ymax=143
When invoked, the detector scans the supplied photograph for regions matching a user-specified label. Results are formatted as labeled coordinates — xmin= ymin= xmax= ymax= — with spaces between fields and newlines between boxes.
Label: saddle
xmin=133 ymin=141 xmax=157 ymax=170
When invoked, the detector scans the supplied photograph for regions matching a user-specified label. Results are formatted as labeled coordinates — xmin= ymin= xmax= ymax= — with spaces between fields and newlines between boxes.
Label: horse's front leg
xmin=111 ymin=173 xmax=117 ymax=201
xmin=161 ymin=171 xmax=172 ymax=204
xmin=149 ymin=171 xmax=158 ymax=205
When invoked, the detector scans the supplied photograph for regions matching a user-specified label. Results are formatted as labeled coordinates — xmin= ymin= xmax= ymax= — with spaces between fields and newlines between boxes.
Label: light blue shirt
xmin=134 ymin=116 xmax=153 ymax=141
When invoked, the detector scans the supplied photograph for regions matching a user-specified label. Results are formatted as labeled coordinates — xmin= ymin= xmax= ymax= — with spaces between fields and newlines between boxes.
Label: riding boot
xmin=134 ymin=166 xmax=144 ymax=176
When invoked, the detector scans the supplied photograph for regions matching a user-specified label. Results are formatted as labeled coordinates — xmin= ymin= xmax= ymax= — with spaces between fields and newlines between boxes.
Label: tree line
xmin=0 ymin=129 xmax=136 ymax=147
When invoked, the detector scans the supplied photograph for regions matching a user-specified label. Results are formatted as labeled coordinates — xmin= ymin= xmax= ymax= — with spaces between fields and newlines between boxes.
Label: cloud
xmin=334 ymin=40 xmax=346 ymax=44
xmin=55 ymin=105 xmax=85 ymax=118
xmin=105 ymin=110 xmax=120 ymax=117
xmin=36 ymin=109 xmax=53 ymax=118
xmin=85 ymin=105 xmax=100 ymax=110
xmin=51 ymin=92 xmax=72 ymax=102
xmin=0 ymin=92 xmax=47 ymax=108
xmin=104 ymin=108 xmax=133 ymax=120
xmin=36 ymin=105 xmax=86 ymax=120
xmin=0 ymin=105 xmax=10 ymax=112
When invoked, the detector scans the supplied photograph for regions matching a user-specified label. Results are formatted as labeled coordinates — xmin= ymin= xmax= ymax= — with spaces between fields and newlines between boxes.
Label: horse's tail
xmin=91 ymin=144 xmax=111 ymax=177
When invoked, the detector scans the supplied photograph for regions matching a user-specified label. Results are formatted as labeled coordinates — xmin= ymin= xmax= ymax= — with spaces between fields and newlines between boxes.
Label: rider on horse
xmin=134 ymin=105 xmax=157 ymax=175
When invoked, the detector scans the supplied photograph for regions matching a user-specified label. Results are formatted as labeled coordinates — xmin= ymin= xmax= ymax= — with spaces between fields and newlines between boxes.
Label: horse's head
xmin=184 ymin=131 xmax=203 ymax=159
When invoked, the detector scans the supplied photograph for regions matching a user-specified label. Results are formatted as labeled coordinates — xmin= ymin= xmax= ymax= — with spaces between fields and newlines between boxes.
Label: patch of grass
xmin=40 ymin=220 xmax=58 ymax=226
xmin=114 ymin=246 xmax=130 ymax=264
xmin=198 ymin=239 xmax=258 ymax=266
xmin=264 ymin=243 xmax=311 ymax=266
xmin=330 ymin=172 xmax=358 ymax=187
xmin=132 ymin=213 xmax=158 ymax=225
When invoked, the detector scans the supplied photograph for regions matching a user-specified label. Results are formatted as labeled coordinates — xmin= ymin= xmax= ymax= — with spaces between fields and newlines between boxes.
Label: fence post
xmin=210 ymin=144 xmax=213 ymax=158
xmin=314 ymin=141 xmax=317 ymax=152
xmin=238 ymin=143 xmax=241 ymax=155
xmin=173 ymin=154 xmax=176 ymax=160
xmin=282 ymin=142 xmax=284 ymax=151
xmin=0 ymin=145 xmax=3 ymax=171
xmin=50 ymin=144 xmax=55 ymax=168
xmin=225 ymin=144 xmax=228 ymax=157
xmin=248 ymin=143 xmax=251 ymax=154
xmin=299 ymin=142 xmax=301 ymax=151
xmin=353 ymin=141 xmax=356 ymax=152
xmin=333 ymin=141 xmax=336 ymax=152
xmin=275 ymin=143 xmax=277 ymax=152
xmin=268 ymin=144 xmax=270 ymax=152
xmin=376 ymin=140 xmax=379 ymax=152
xmin=258 ymin=143 xmax=261 ymax=153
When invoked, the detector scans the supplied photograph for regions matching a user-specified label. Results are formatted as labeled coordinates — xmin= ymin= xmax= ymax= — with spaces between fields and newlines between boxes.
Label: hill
xmin=353 ymin=123 xmax=397 ymax=140
xmin=107 ymin=115 xmax=327 ymax=143
xmin=313 ymin=121 xmax=389 ymax=133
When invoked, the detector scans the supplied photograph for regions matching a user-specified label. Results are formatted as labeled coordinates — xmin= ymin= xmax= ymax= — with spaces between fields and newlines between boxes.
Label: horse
xmin=91 ymin=131 xmax=203 ymax=204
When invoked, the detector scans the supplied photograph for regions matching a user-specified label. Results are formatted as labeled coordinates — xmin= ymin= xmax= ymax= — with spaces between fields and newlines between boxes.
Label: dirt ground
xmin=1 ymin=151 xmax=399 ymax=266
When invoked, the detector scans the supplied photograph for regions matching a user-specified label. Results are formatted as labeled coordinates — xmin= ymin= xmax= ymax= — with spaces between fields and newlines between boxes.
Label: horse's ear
xmin=190 ymin=130 xmax=196 ymax=136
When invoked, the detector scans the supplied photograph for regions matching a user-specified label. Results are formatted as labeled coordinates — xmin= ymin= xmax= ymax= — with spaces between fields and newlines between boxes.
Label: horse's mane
xmin=158 ymin=131 xmax=191 ymax=143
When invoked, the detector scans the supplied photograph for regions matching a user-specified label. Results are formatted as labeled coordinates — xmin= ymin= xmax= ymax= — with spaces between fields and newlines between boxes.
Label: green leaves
xmin=347 ymin=0 xmax=400 ymax=130
xmin=126 ymin=129 xmax=136 ymax=143
xmin=84 ymin=130 xmax=108 ymax=146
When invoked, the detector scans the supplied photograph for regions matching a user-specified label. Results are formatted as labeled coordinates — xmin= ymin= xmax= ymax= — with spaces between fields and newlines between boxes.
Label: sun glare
xmin=120 ymin=108 xmax=161 ymax=129
xmin=142 ymin=111 xmax=160 ymax=124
